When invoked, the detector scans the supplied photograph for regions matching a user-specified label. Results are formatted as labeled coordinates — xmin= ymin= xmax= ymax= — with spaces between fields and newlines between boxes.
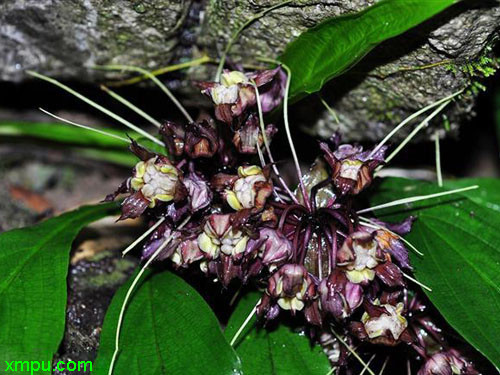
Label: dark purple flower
xmin=247 ymin=228 xmax=292 ymax=269
xmin=223 ymin=165 xmax=273 ymax=212
xmin=232 ymin=113 xmax=277 ymax=154
xmin=197 ymin=68 xmax=284 ymax=124
xmin=183 ymin=167 xmax=212 ymax=213
xmin=197 ymin=213 xmax=249 ymax=259
xmin=107 ymin=154 xmax=186 ymax=220
xmin=248 ymin=66 xmax=286 ymax=113
xmin=318 ymin=269 xmax=363 ymax=319
xmin=184 ymin=120 xmax=219 ymax=158
xmin=266 ymin=264 xmax=316 ymax=313
xmin=320 ymin=142 xmax=387 ymax=195
xmin=351 ymin=300 xmax=412 ymax=346
xmin=337 ymin=232 xmax=379 ymax=285
xmin=417 ymin=349 xmax=478 ymax=375
xmin=375 ymin=261 xmax=405 ymax=287
xmin=160 ymin=121 xmax=185 ymax=156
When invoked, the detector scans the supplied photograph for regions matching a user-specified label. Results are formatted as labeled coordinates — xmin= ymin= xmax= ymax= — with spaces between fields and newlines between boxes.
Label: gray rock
xmin=199 ymin=0 xmax=500 ymax=141
xmin=0 ymin=0 xmax=192 ymax=82
xmin=1 ymin=0 xmax=498 ymax=140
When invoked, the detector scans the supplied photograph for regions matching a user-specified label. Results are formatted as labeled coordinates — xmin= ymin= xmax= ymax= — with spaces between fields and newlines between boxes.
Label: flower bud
xmin=375 ymin=261 xmax=405 ymax=287
xmin=184 ymin=120 xmax=218 ymax=158
xmin=258 ymin=228 xmax=292 ymax=269
xmin=160 ymin=121 xmax=185 ymax=156
xmin=232 ymin=113 xmax=277 ymax=154
xmin=318 ymin=269 xmax=363 ymax=319
xmin=417 ymin=349 xmax=478 ymax=375
xmin=183 ymin=169 xmax=212 ymax=213
xmin=171 ymin=238 xmax=204 ymax=268
xmin=320 ymin=142 xmax=387 ymax=195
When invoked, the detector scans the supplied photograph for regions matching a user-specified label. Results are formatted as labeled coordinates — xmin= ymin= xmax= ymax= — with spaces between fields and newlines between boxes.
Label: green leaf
xmin=0 ymin=121 xmax=169 ymax=167
xmin=225 ymin=291 xmax=331 ymax=375
xmin=280 ymin=0 xmax=456 ymax=100
xmin=77 ymin=148 xmax=138 ymax=167
xmin=94 ymin=271 xmax=242 ymax=375
xmin=0 ymin=121 xmax=137 ymax=148
xmin=495 ymin=87 xmax=500 ymax=149
xmin=369 ymin=177 xmax=500 ymax=367
xmin=0 ymin=203 xmax=118 ymax=368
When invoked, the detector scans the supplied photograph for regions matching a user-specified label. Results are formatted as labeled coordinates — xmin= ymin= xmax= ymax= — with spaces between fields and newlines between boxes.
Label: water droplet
xmin=134 ymin=2 xmax=146 ymax=13
xmin=15 ymin=63 xmax=22 ymax=70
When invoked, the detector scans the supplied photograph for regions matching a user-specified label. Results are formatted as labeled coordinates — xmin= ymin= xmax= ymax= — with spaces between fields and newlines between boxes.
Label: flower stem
xmin=252 ymin=80 xmax=299 ymax=204
xmin=258 ymin=59 xmax=312 ymax=211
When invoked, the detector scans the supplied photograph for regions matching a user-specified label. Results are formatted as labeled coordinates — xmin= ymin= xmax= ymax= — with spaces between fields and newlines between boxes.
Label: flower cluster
xmin=106 ymin=67 xmax=478 ymax=374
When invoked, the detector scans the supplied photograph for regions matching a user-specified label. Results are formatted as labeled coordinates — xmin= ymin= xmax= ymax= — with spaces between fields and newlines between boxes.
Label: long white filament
xmin=380 ymin=101 xmax=451 ymax=167
xmin=229 ymin=301 xmax=259 ymax=347
xmin=27 ymin=71 xmax=164 ymax=146
xmin=356 ymin=185 xmax=478 ymax=214
xmin=379 ymin=357 xmax=389 ymax=375
xmin=369 ymin=90 xmax=463 ymax=158
xmin=358 ymin=216 xmax=423 ymax=256
xmin=38 ymin=108 xmax=130 ymax=143
xmin=360 ymin=355 xmax=377 ymax=375
xmin=434 ymin=131 xmax=443 ymax=187
xmin=252 ymin=80 xmax=299 ymax=204
xmin=121 ymin=217 xmax=166 ymax=257
xmin=101 ymin=85 xmax=162 ymax=129
xmin=108 ymin=215 xmax=191 ymax=375
xmin=330 ymin=329 xmax=375 ymax=375
xmin=402 ymin=272 xmax=432 ymax=292
xmin=94 ymin=65 xmax=194 ymax=123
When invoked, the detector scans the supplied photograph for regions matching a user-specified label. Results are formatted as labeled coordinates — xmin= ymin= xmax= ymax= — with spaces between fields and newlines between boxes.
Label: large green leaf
xmin=94 ymin=271 xmax=242 ymax=375
xmin=280 ymin=0 xmax=457 ymax=100
xmin=369 ymin=177 xmax=500 ymax=367
xmin=0 ymin=203 xmax=118 ymax=371
xmin=225 ymin=291 xmax=331 ymax=375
